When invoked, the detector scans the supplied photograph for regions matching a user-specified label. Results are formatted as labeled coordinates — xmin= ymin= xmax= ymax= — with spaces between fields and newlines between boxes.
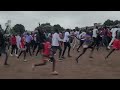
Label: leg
xmin=105 ymin=49 xmax=115 ymax=59
xmin=11 ymin=45 xmax=15 ymax=55
xmin=28 ymin=44 xmax=32 ymax=56
xmin=15 ymin=45 xmax=18 ymax=55
xmin=58 ymin=46 xmax=62 ymax=58
xmin=36 ymin=46 xmax=40 ymax=56
xmin=61 ymin=42 xmax=67 ymax=58
xmin=17 ymin=51 xmax=23 ymax=59
xmin=33 ymin=43 xmax=37 ymax=54
xmin=67 ymin=42 xmax=71 ymax=57
xmin=3 ymin=51 xmax=8 ymax=65
xmin=108 ymin=38 xmax=115 ymax=49
xmin=23 ymin=50 xmax=26 ymax=60
xmin=77 ymin=40 xmax=84 ymax=52
xmin=76 ymin=48 xmax=87 ymax=63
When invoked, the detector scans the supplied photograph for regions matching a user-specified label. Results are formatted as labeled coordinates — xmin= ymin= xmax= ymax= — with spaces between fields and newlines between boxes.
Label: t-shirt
xmin=74 ymin=31 xmax=79 ymax=38
xmin=42 ymin=41 xmax=51 ymax=56
xmin=79 ymin=32 xmax=86 ymax=40
xmin=63 ymin=32 xmax=70 ymax=42
xmin=52 ymin=33 xmax=62 ymax=46
xmin=111 ymin=28 xmax=118 ymax=38
xmin=92 ymin=29 xmax=98 ymax=38
xmin=16 ymin=35 xmax=21 ymax=48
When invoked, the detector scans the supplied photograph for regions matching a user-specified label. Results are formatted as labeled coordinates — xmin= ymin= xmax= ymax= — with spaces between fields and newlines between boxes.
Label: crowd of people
xmin=0 ymin=25 xmax=120 ymax=75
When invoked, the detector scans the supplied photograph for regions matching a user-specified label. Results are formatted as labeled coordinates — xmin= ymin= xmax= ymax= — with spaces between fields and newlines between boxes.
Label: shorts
xmin=83 ymin=45 xmax=88 ymax=48
xmin=112 ymin=39 xmax=120 ymax=50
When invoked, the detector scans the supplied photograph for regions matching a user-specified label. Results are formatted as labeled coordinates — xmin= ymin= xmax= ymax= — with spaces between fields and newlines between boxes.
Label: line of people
xmin=0 ymin=25 xmax=120 ymax=75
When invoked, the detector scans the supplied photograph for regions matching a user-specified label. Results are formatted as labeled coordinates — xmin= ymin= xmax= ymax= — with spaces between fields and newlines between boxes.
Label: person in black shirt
xmin=0 ymin=29 xmax=8 ymax=65
xmin=35 ymin=29 xmax=46 ymax=56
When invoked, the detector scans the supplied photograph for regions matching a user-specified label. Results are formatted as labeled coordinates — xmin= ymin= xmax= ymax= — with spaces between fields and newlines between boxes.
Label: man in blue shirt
xmin=25 ymin=33 xmax=32 ymax=56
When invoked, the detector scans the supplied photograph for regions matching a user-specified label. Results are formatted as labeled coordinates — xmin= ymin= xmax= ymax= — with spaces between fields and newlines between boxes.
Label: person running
xmin=77 ymin=30 xmax=86 ymax=52
xmin=61 ymin=29 xmax=72 ymax=59
xmin=17 ymin=35 xmax=27 ymax=62
xmin=51 ymin=29 xmax=63 ymax=61
xmin=25 ymin=33 xmax=32 ymax=56
xmin=32 ymin=33 xmax=37 ymax=55
xmin=75 ymin=31 xmax=94 ymax=63
xmin=16 ymin=34 xmax=21 ymax=52
xmin=105 ymin=28 xmax=120 ymax=59
xmin=35 ymin=29 xmax=46 ymax=56
xmin=32 ymin=38 xmax=58 ymax=75
xmin=107 ymin=26 xmax=118 ymax=49
xmin=0 ymin=29 xmax=8 ymax=65
xmin=10 ymin=34 xmax=18 ymax=56
xmin=92 ymin=26 xmax=99 ymax=51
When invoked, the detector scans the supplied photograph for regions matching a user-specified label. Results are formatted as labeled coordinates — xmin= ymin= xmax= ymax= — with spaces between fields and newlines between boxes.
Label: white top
xmin=63 ymin=32 xmax=70 ymax=42
xmin=74 ymin=31 xmax=79 ymax=38
xmin=111 ymin=28 xmax=118 ymax=38
xmin=79 ymin=32 xmax=86 ymax=40
xmin=52 ymin=33 xmax=63 ymax=46
xmin=16 ymin=35 xmax=21 ymax=49
xmin=92 ymin=29 xmax=98 ymax=38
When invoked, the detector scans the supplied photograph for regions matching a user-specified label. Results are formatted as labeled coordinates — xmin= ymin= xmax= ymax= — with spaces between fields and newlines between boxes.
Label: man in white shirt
xmin=107 ymin=26 xmax=118 ymax=49
xmin=16 ymin=34 xmax=21 ymax=54
xmin=77 ymin=30 xmax=86 ymax=52
xmin=92 ymin=26 xmax=99 ymax=49
xmin=61 ymin=29 xmax=72 ymax=58
xmin=52 ymin=29 xmax=63 ymax=60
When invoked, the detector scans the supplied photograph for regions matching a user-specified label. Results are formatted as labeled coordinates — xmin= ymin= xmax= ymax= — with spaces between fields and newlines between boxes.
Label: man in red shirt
xmin=10 ymin=34 xmax=18 ymax=56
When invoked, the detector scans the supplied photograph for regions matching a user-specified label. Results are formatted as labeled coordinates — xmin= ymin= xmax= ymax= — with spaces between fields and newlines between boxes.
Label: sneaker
xmin=59 ymin=58 xmax=63 ymax=60
xmin=107 ymin=46 xmax=110 ymax=50
xmin=58 ymin=59 xmax=63 ymax=62
xmin=77 ymin=50 xmax=80 ymax=52
xmin=32 ymin=64 xmax=35 ymax=71
xmin=68 ymin=55 xmax=72 ymax=57
xmin=105 ymin=57 xmax=108 ymax=60
xmin=89 ymin=56 xmax=93 ymax=58
xmin=51 ymin=71 xmax=58 ymax=75
xmin=4 ymin=63 xmax=9 ymax=65
xmin=75 ymin=58 xmax=78 ymax=63
xmin=24 ymin=59 xmax=27 ymax=62
xmin=10 ymin=54 xmax=13 ymax=56
xmin=61 ymin=56 xmax=65 ymax=59
xmin=15 ymin=54 xmax=18 ymax=57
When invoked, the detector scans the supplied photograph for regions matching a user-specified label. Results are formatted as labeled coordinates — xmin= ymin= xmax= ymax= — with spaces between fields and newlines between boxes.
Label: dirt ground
xmin=0 ymin=47 xmax=120 ymax=79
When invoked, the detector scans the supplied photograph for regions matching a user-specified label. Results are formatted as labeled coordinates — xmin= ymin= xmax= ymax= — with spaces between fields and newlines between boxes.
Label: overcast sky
xmin=0 ymin=11 xmax=120 ymax=31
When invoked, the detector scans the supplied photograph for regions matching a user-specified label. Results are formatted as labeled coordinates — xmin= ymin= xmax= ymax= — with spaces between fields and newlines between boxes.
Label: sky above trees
xmin=0 ymin=11 xmax=120 ymax=31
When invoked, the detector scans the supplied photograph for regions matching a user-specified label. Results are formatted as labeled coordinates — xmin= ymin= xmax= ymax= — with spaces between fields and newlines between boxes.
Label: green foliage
xmin=103 ymin=19 xmax=120 ymax=26
xmin=11 ymin=24 xmax=25 ymax=35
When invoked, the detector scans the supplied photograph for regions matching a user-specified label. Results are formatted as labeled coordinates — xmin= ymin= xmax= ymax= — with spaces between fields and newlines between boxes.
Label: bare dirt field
xmin=0 ymin=47 xmax=120 ymax=79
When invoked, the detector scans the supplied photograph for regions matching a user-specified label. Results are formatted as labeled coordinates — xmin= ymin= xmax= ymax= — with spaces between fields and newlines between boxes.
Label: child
xmin=75 ymin=31 xmax=94 ymax=63
xmin=32 ymin=38 xmax=58 ymax=75
xmin=17 ymin=35 xmax=27 ymax=62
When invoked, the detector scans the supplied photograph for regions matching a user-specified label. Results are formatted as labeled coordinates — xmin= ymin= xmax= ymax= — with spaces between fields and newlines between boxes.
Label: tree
xmin=53 ymin=24 xmax=64 ymax=32
xmin=11 ymin=24 xmax=25 ymax=35
xmin=103 ymin=19 xmax=114 ymax=26
xmin=113 ymin=20 xmax=120 ymax=25
xmin=41 ymin=23 xmax=52 ymax=33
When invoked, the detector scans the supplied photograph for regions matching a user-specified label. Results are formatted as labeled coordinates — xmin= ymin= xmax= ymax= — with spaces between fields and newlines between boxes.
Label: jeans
xmin=62 ymin=42 xmax=71 ymax=57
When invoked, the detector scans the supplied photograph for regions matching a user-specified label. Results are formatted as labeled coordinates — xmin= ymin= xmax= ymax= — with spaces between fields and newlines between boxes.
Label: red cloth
xmin=112 ymin=39 xmax=120 ymax=50
xmin=11 ymin=36 xmax=16 ymax=45
xmin=42 ymin=41 xmax=51 ymax=56
xmin=20 ymin=37 xmax=26 ymax=49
